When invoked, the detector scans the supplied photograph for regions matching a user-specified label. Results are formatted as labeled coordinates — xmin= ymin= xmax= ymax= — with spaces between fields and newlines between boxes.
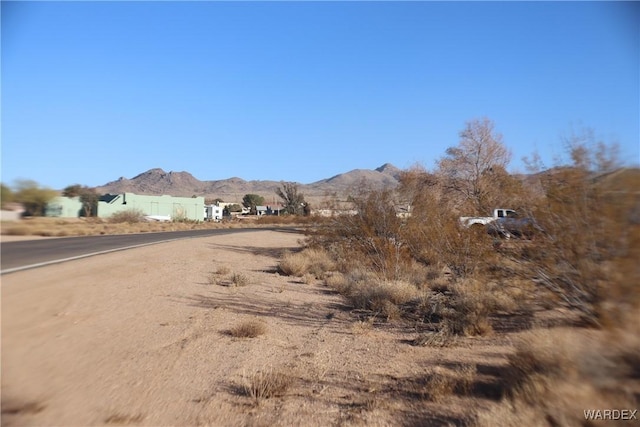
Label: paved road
xmin=1 ymin=228 xmax=295 ymax=274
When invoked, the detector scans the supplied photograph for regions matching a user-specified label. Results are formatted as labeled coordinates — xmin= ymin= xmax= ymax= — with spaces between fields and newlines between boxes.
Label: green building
xmin=46 ymin=196 xmax=83 ymax=218
xmin=47 ymin=193 xmax=205 ymax=222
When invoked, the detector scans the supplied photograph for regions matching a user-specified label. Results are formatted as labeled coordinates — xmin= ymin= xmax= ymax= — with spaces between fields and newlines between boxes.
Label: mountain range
xmin=94 ymin=163 xmax=403 ymax=204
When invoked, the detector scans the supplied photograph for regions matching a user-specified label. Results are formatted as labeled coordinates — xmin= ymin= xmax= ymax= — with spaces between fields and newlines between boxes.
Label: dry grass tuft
xmin=278 ymin=248 xmax=335 ymax=278
xmin=431 ymin=278 xmax=520 ymax=336
xmin=108 ymin=209 xmax=147 ymax=224
xmin=422 ymin=364 xmax=477 ymax=402
xmin=242 ymin=367 xmax=293 ymax=403
xmin=351 ymin=318 xmax=375 ymax=335
xmin=230 ymin=272 xmax=250 ymax=287
xmin=410 ymin=330 xmax=459 ymax=348
xmin=344 ymin=279 xmax=421 ymax=320
xmin=278 ymin=251 xmax=308 ymax=276
xmin=215 ymin=265 xmax=231 ymax=276
xmin=227 ymin=319 xmax=267 ymax=338
xmin=476 ymin=322 xmax=640 ymax=427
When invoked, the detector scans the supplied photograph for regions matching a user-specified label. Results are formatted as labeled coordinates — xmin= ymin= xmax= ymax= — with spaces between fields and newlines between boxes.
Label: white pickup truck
xmin=459 ymin=208 xmax=517 ymax=228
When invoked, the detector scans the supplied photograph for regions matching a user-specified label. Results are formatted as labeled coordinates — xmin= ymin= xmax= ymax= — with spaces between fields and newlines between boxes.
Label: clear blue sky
xmin=2 ymin=1 xmax=638 ymax=190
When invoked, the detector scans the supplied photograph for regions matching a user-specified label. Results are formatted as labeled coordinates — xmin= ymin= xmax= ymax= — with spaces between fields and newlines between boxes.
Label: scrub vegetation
xmin=277 ymin=119 xmax=640 ymax=424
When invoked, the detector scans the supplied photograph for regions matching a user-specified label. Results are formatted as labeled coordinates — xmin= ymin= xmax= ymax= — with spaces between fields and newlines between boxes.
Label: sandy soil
xmin=2 ymin=229 xmax=512 ymax=426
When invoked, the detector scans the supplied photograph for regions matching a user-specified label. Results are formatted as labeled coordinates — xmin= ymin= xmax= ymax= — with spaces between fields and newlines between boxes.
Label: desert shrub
xmin=486 ymin=322 xmax=640 ymax=426
xmin=109 ymin=209 xmax=146 ymax=224
xmin=215 ymin=265 xmax=231 ymax=276
xmin=278 ymin=251 xmax=309 ymax=277
xmin=324 ymin=271 xmax=348 ymax=293
xmin=341 ymin=278 xmax=421 ymax=320
xmin=422 ymin=364 xmax=476 ymax=402
xmin=400 ymin=192 xmax=498 ymax=279
xmin=206 ymin=272 xmax=219 ymax=286
xmin=422 ymin=279 xmax=517 ymax=336
xmin=278 ymin=248 xmax=335 ymax=278
xmin=517 ymin=141 xmax=640 ymax=326
xmin=411 ymin=329 xmax=459 ymax=348
xmin=242 ymin=367 xmax=293 ymax=403
xmin=227 ymin=319 xmax=267 ymax=338
xmin=313 ymin=187 xmax=411 ymax=280
xmin=230 ymin=272 xmax=250 ymax=287
xmin=424 ymin=368 xmax=456 ymax=402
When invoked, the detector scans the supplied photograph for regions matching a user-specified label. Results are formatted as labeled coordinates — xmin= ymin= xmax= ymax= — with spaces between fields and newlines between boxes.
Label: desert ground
xmin=5 ymin=229 xmax=629 ymax=427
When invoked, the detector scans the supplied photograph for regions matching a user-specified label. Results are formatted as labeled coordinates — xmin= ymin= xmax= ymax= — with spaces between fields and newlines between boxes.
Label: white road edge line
xmin=0 ymin=237 xmax=187 ymax=275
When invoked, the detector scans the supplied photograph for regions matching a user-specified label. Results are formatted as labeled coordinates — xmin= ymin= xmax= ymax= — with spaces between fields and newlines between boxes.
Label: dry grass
xmin=206 ymin=272 xmax=218 ymax=286
xmin=410 ymin=330 xmax=459 ymax=348
xmin=278 ymin=251 xmax=309 ymax=276
xmin=215 ymin=264 xmax=231 ymax=276
xmin=475 ymin=320 xmax=640 ymax=427
xmin=0 ymin=216 xmax=261 ymax=238
xmin=420 ymin=278 xmax=522 ymax=337
xmin=351 ymin=318 xmax=375 ymax=335
xmin=241 ymin=367 xmax=293 ymax=403
xmin=341 ymin=278 xmax=421 ymax=320
xmin=230 ymin=272 xmax=250 ymax=287
xmin=227 ymin=319 xmax=267 ymax=338
xmin=423 ymin=364 xmax=477 ymax=402
xmin=278 ymin=248 xmax=335 ymax=278
xmin=108 ymin=209 xmax=147 ymax=224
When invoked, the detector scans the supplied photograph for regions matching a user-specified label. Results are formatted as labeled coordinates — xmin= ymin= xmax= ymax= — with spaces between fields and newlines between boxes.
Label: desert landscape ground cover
xmin=2 ymin=226 xmax=638 ymax=426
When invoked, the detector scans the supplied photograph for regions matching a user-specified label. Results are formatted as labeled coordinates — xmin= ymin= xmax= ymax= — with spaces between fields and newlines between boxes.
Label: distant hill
xmin=94 ymin=164 xmax=402 ymax=204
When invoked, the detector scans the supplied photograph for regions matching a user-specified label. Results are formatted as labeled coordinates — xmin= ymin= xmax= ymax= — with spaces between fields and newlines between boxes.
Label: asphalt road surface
xmin=1 ymin=228 xmax=294 ymax=274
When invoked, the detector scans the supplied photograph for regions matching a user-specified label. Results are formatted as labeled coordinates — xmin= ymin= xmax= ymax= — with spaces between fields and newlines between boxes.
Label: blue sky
xmin=2 ymin=1 xmax=638 ymax=190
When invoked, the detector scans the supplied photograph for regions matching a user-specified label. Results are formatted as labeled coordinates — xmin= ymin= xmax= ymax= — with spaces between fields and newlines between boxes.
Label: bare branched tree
xmin=437 ymin=117 xmax=512 ymax=213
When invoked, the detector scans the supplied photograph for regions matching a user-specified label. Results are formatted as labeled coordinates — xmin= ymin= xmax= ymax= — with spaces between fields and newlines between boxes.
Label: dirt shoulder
xmin=2 ymin=229 xmax=512 ymax=426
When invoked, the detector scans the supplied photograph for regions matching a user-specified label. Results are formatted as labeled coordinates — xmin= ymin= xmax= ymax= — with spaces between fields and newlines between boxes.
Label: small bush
xmin=424 ymin=368 xmax=456 ymax=402
xmin=242 ymin=368 xmax=293 ymax=403
xmin=278 ymin=248 xmax=335 ymax=278
xmin=344 ymin=279 xmax=420 ymax=320
xmin=425 ymin=278 xmax=519 ymax=336
xmin=422 ymin=364 xmax=476 ymax=402
xmin=411 ymin=330 xmax=459 ymax=348
xmin=215 ymin=265 xmax=231 ymax=276
xmin=230 ymin=272 xmax=250 ymax=287
xmin=324 ymin=272 xmax=348 ymax=293
xmin=228 ymin=320 xmax=267 ymax=338
xmin=207 ymin=272 xmax=218 ymax=286
xmin=278 ymin=251 xmax=308 ymax=277
xmin=487 ymin=325 xmax=640 ymax=426
xmin=109 ymin=209 xmax=146 ymax=224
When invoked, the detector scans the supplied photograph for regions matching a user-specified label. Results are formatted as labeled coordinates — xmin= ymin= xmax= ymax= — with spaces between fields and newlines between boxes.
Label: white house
xmin=204 ymin=204 xmax=224 ymax=222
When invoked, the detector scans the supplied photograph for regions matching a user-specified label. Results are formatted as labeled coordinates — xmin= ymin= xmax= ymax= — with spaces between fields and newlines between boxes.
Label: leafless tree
xmin=437 ymin=117 xmax=512 ymax=214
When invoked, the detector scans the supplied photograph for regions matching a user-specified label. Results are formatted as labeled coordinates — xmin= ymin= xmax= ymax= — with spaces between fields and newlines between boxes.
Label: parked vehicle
xmin=460 ymin=208 xmax=543 ymax=239
xmin=459 ymin=208 xmax=516 ymax=228
xmin=487 ymin=216 xmax=544 ymax=239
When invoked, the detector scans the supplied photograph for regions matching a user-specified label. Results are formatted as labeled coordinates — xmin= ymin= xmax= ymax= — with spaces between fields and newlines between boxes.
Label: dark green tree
xmin=63 ymin=184 xmax=99 ymax=217
xmin=1 ymin=183 xmax=14 ymax=209
xmin=13 ymin=180 xmax=58 ymax=216
xmin=276 ymin=182 xmax=306 ymax=215
xmin=223 ymin=204 xmax=243 ymax=216
xmin=242 ymin=194 xmax=265 ymax=215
